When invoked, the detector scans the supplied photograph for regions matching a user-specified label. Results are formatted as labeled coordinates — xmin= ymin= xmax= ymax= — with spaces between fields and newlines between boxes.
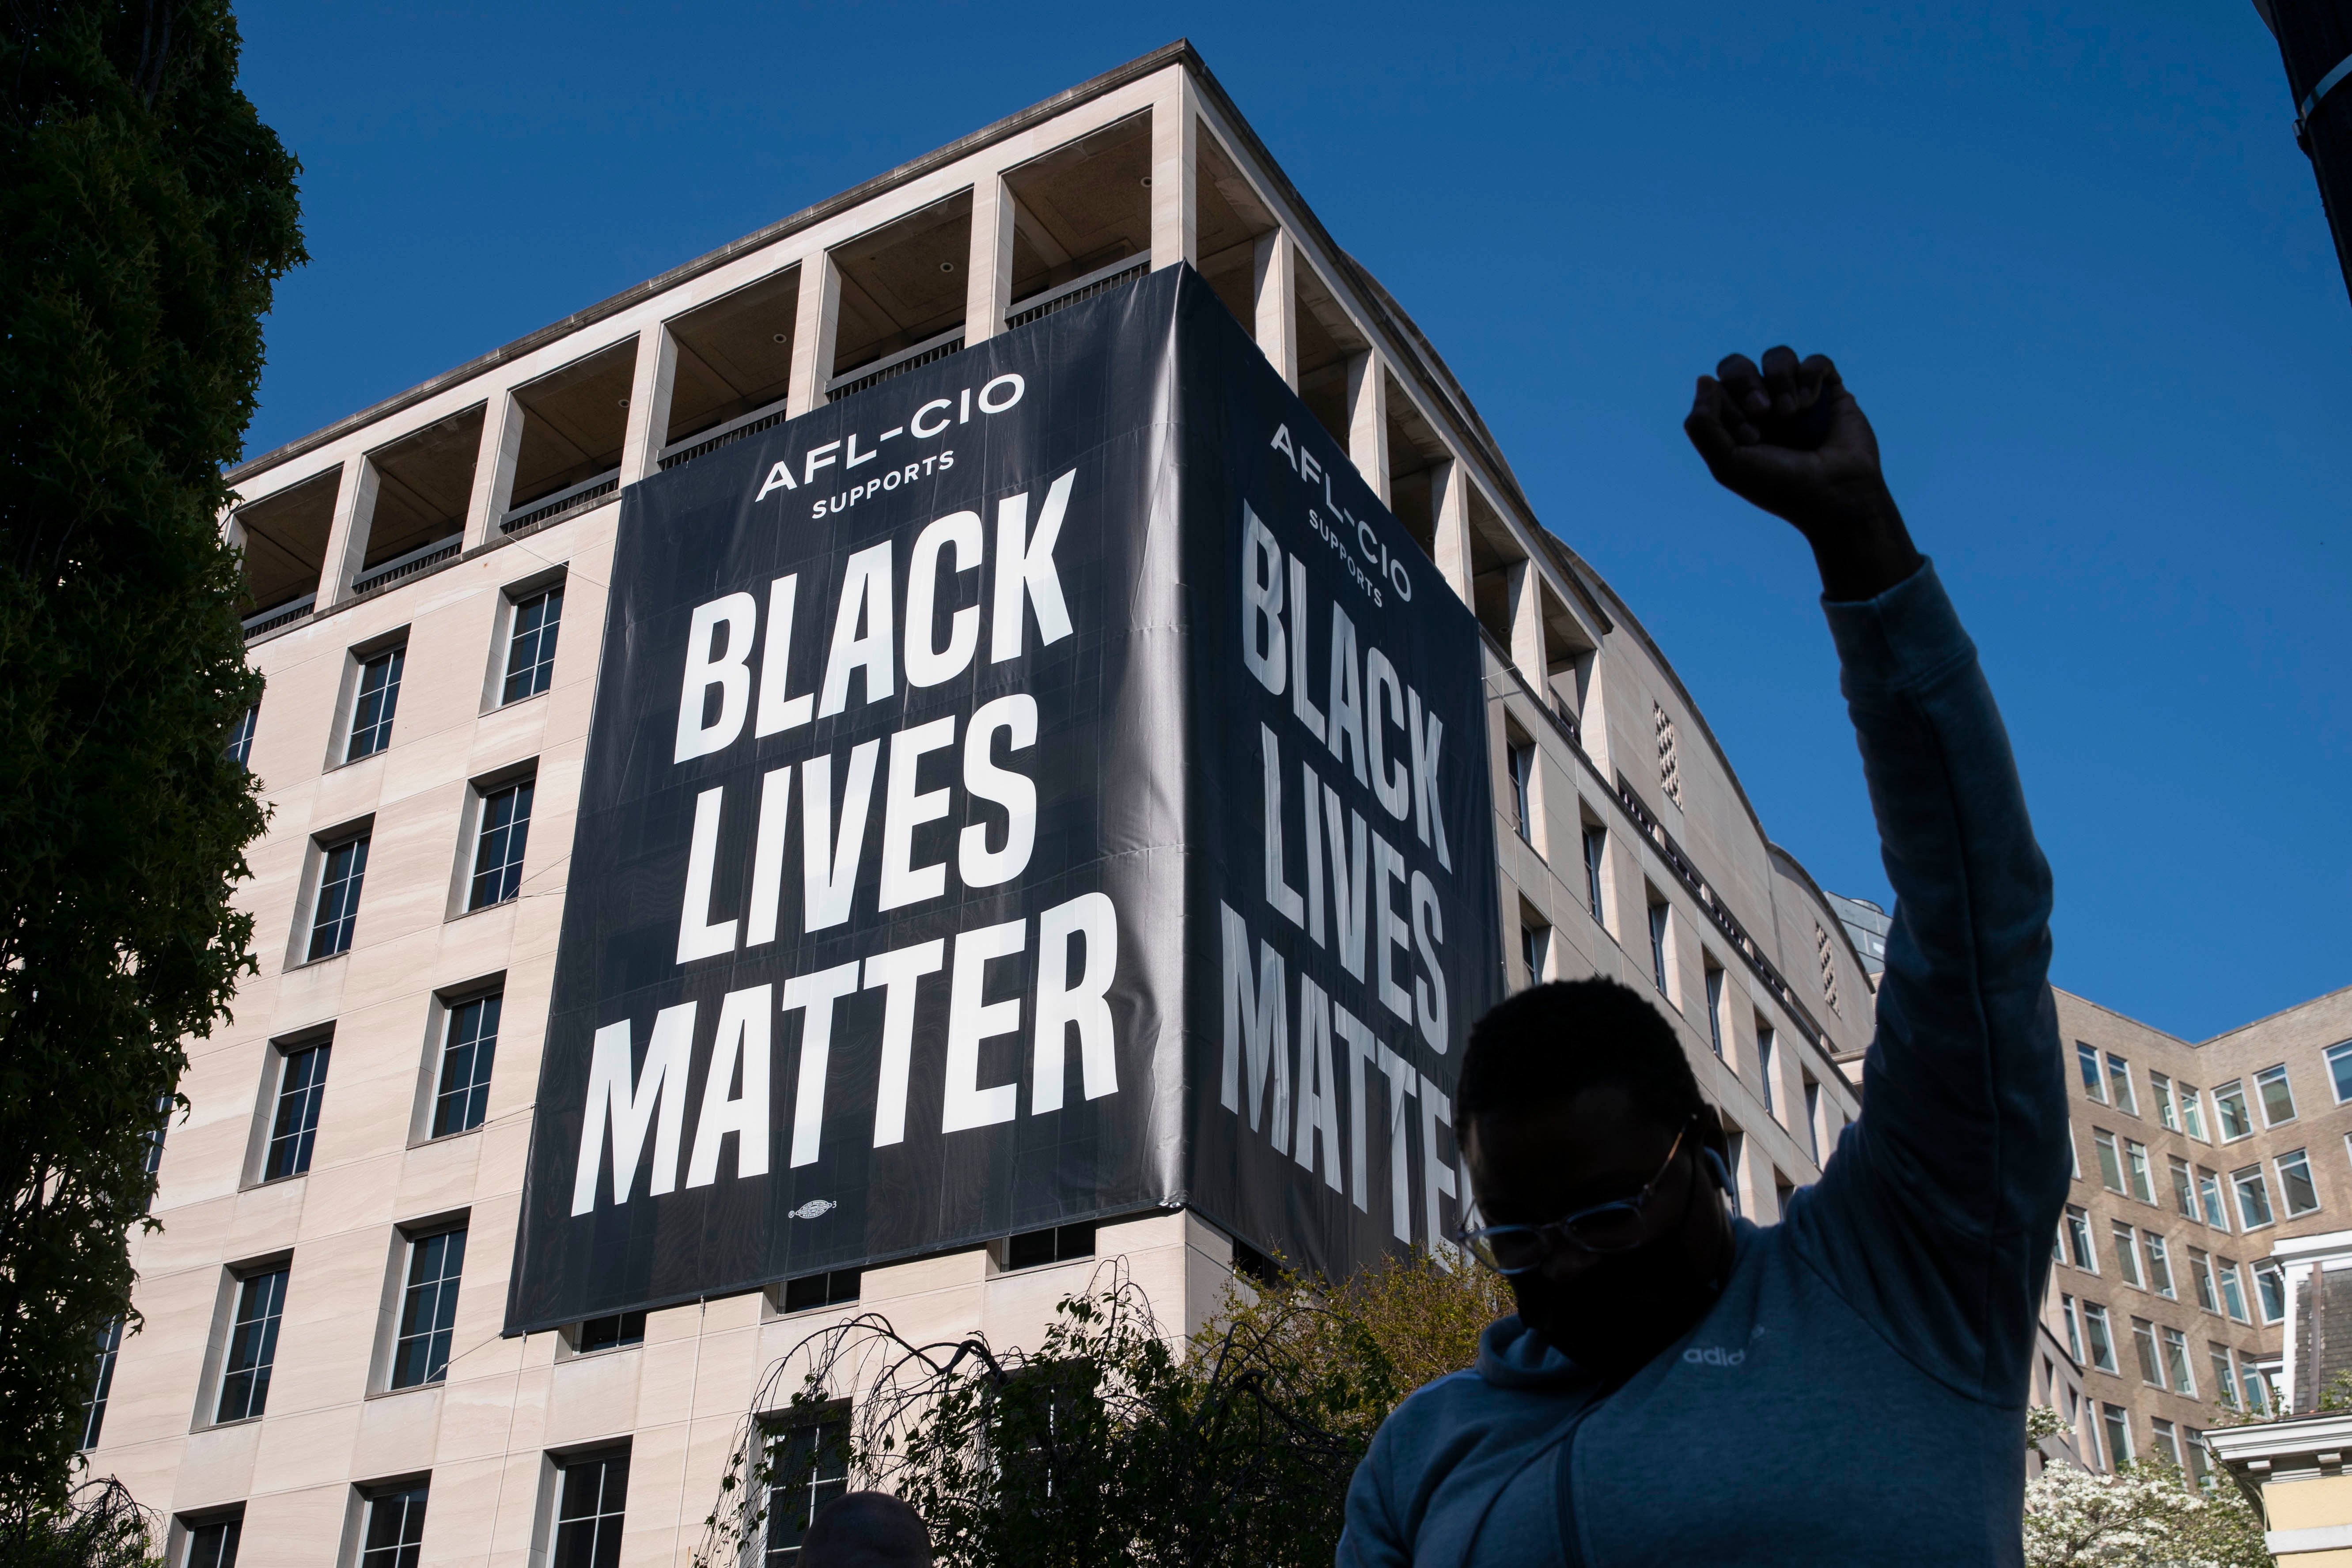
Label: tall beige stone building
xmin=79 ymin=43 xmax=1900 ymax=1567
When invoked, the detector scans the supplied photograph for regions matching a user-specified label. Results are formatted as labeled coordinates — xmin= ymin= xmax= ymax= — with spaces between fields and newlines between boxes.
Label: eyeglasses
xmin=1456 ymin=1122 xmax=1692 ymax=1276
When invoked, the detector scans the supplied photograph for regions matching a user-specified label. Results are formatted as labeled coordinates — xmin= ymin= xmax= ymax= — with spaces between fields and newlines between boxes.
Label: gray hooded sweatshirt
xmin=1338 ymin=560 xmax=2069 ymax=1567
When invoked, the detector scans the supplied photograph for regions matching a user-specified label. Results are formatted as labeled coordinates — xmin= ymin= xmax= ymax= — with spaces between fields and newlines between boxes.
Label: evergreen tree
xmin=0 ymin=0 xmax=301 ymax=1523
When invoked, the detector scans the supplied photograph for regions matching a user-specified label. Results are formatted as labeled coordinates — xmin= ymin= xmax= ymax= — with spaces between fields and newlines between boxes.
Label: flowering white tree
xmin=2021 ymin=1410 xmax=2272 ymax=1568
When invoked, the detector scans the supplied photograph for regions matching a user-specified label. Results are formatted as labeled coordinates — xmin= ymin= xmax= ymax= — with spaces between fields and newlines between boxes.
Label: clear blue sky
xmin=234 ymin=2 xmax=2348 ymax=1043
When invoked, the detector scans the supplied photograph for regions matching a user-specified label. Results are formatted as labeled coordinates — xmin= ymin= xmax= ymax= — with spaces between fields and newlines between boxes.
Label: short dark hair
xmin=1458 ymin=978 xmax=1704 ymax=1131
xmin=802 ymin=1490 xmax=932 ymax=1568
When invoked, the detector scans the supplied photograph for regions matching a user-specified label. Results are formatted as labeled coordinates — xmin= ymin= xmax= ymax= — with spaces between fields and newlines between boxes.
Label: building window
xmin=468 ymin=777 xmax=535 ymax=909
xmin=1006 ymin=1222 xmax=1096 ymax=1271
xmin=1803 ymin=1077 xmax=1822 ymax=1164
xmin=307 ymin=833 xmax=370 ymax=960
xmin=391 ymin=1227 xmax=466 ymax=1390
xmin=2150 ymin=1070 xmax=2178 ymax=1131
xmin=1646 ymin=898 xmax=1670 ymax=994
xmin=2256 ymin=1064 xmax=2298 ymax=1127
xmin=2327 ymin=1041 xmax=2352 ymax=1104
xmin=2161 ymin=1327 xmax=2195 ymax=1396
xmin=2232 ymin=1165 xmax=2274 ymax=1230
xmin=215 ymin=1265 xmax=289 ymax=1423
xmin=765 ymin=1413 xmax=851 ymax=1565
xmin=263 ymin=1042 xmax=331 ymax=1180
xmin=1704 ymin=966 xmax=1725 ymax=1057
xmin=432 ymin=992 xmax=501 ymax=1139
xmin=1757 ymin=1025 xmax=1777 ymax=1117
xmin=2093 ymin=1129 xmax=2124 ymax=1193
xmin=78 ymin=1319 xmax=122 ymax=1451
xmin=577 ymin=1311 xmax=647 ymax=1353
xmin=1519 ymin=918 xmax=1549 ymax=988
xmin=2197 ymin=1169 xmax=2230 ymax=1231
xmin=346 ymin=644 xmax=407 ymax=761
xmin=2101 ymin=1404 xmax=2132 ymax=1466
xmin=2255 ymin=1260 xmax=2286 ymax=1324
xmin=2132 ymin=1317 xmax=2164 ymax=1387
xmin=184 ymin=1517 xmax=242 ymax=1568
xmin=2169 ymin=1155 xmax=2196 ymax=1219
xmin=2277 ymin=1148 xmax=2321 ymax=1216
xmin=2243 ymin=1363 xmax=2273 ymax=1415
xmin=2212 ymin=1080 xmax=2253 ymax=1141
xmin=2218 ymin=1259 xmax=2250 ymax=1323
xmin=2178 ymin=1083 xmax=2208 ymax=1142
xmin=2185 ymin=1426 xmax=2209 ymax=1484
xmin=2105 ymin=1054 xmax=2136 ymax=1115
xmin=503 ymin=583 xmax=565 ymax=704
xmin=2077 ymin=1043 xmax=2104 ymax=1102
xmin=780 ymin=1270 xmax=864 ymax=1314
xmin=2110 ymin=1223 xmax=2143 ymax=1289
xmin=2144 ymin=1233 xmax=2175 ymax=1298
xmin=2081 ymin=1303 xmax=2118 ymax=1372
xmin=1723 ymin=1131 xmax=1744 ymax=1220
xmin=361 ymin=1483 xmax=429 ymax=1568
xmin=2147 ymin=1417 xmax=2181 ymax=1470
xmin=227 ymin=703 xmax=259 ymax=771
xmin=1580 ymin=824 xmax=1606 ymax=924
xmin=2065 ymin=1206 xmax=2097 ymax=1272
xmin=2211 ymin=1344 xmax=2239 ymax=1409
xmin=1506 ymin=740 xmax=1535 ymax=845
xmin=2190 ymin=1249 xmax=2218 ymax=1313
xmin=2124 ymin=1139 xmax=2153 ymax=1204
xmin=554 ymin=1451 xmax=629 ymax=1568
xmin=2060 ymin=1294 xmax=2084 ymax=1363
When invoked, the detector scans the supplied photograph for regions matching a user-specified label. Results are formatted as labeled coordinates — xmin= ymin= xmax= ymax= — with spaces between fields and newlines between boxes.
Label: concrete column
xmin=789 ymin=253 xmax=842 ymax=413
xmin=619 ymin=324 xmax=679 ymax=487
xmin=966 ymin=174 xmax=1018 ymax=345
xmin=1148 ymin=77 xmax=1198 ymax=271
xmin=1345 ymin=351 xmax=1390 ymax=506
xmin=1252 ymin=230 xmax=1298 ymax=390
xmin=318 ymin=454 xmax=379 ymax=606
xmin=1506 ymin=559 xmax=1546 ymax=689
xmin=1429 ymin=458 xmax=1474 ymax=607
xmin=465 ymin=391 xmax=525 ymax=549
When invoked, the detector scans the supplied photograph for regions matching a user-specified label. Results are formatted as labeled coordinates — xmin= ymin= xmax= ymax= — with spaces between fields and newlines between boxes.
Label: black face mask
xmin=1511 ymin=1219 xmax=1728 ymax=1382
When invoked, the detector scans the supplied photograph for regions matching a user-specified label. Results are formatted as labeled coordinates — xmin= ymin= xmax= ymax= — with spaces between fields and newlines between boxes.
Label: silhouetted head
xmin=801 ymin=1491 xmax=932 ymax=1568
xmin=1458 ymin=978 xmax=1734 ymax=1380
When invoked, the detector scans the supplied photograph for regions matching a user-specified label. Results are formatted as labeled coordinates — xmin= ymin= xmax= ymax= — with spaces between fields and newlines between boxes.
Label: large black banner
xmin=505 ymin=267 xmax=1500 ymax=1333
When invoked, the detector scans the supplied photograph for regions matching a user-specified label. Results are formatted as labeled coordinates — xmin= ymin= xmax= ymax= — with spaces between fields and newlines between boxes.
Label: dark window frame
xmin=431 ymin=990 xmax=502 ymax=1140
xmin=389 ymin=1223 xmax=467 ymax=1391
xmin=502 ymin=580 xmax=566 ymax=705
xmin=263 ymin=1039 xmax=332 ymax=1181
xmin=307 ymin=829 xmax=371 ymax=961
xmin=345 ymin=642 xmax=408 ymax=762
xmin=215 ymin=1262 xmax=291 ymax=1424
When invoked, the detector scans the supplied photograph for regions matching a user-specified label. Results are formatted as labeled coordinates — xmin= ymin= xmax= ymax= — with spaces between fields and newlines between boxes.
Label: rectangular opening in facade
xmin=1193 ymin=129 xmax=1276 ymax=334
xmin=829 ymin=190 xmax=973 ymax=394
xmin=1002 ymin=110 xmax=1153 ymax=326
xmin=663 ymin=264 xmax=803 ymax=462
xmin=1382 ymin=372 xmax=1448 ymax=559
xmin=1294 ymin=258 xmax=1367 ymax=449
xmin=234 ymin=468 xmax=339 ymax=628
xmin=356 ymin=404 xmax=483 ymax=593
xmin=1466 ymin=485 xmax=1521 ymax=649
xmin=1545 ymin=583 xmax=1596 ymax=736
xmin=506 ymin=338 xmax=638 ymax=528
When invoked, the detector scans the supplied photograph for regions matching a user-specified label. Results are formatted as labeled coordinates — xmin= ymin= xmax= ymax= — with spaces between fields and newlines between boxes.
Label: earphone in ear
xmin=1701 ymin=1147 xmax=1733 ymax=1194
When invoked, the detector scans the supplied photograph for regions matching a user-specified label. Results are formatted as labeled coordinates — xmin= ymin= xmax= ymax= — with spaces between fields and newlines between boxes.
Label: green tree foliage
xmin=0 ymin=0 xmax=300 ymax=1521
xmin=694 ymin=1253 xmax=1510 ymax=1568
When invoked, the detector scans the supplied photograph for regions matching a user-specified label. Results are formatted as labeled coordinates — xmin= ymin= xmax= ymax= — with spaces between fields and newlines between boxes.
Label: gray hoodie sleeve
xmin=1784 ymin=558 xmax=2069 ymax=1405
